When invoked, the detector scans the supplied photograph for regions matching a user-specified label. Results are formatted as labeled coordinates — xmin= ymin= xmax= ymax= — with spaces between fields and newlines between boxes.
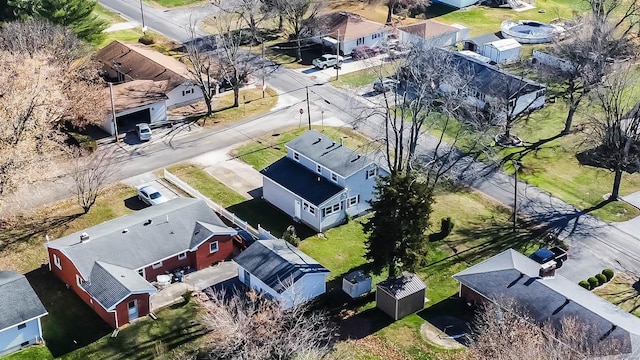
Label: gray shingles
xmin=0 ymin=271 xmax=47 ymax=331
xmin=234 ymin=240 xmax=329 ymax=293
xmin=285 ymin=130 xmax=376 ymax=178
xmin=82 ymin=262 xmax=156 ymax=310
xmin=261 ymin=157 xmax=346 ymax=206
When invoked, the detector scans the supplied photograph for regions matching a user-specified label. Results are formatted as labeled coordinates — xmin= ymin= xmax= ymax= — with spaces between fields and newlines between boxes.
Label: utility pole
xmin=109 ymin=83 xmax=119 ymax=143
xmin=306 ymin=86 xmax=311 ymax=130
xmin=512 ymin=160 xmax=520 ymax=232
xmin=335 ymin=30 xmax=340 ymax=80
xmin=261 ymin=42 xmax=266 ymax=98
xmin=140 ymin=0 xmax=147 ymax=34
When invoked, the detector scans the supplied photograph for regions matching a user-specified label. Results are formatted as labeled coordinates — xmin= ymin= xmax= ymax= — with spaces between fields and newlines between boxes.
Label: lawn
xmin=167 ymin=164 xmax=246 ymax=207
xmin=333 ymin=62 xmax=398 ymax=89
xmin=593 ymin=273 xmax=640 ymax=318
xmin=1 ymin=345 xmax=53 ymax=360
xmin=199 ymin=87 xmax=279 ymax=126
xmin=93 ymin=4 xmax=126 ymax=25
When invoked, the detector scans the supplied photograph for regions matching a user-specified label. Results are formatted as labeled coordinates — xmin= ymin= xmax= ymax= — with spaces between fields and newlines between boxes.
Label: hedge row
xmin=579 ymin=268 xmax=614 ymax=290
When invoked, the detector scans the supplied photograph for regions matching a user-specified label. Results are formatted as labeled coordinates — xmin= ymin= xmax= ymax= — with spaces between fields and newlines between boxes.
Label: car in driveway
xmin=312 ymin=54 xmax=343 ymax=69
xmin=373 ymin=78 xmax=400 ymax=93
xmin=351 ymin=46 xmax=380 ymax=60
xmin=137 ymin=185 xmax=168 ymax=206
xmin=136 ymin=123 xmax=152 ymax=141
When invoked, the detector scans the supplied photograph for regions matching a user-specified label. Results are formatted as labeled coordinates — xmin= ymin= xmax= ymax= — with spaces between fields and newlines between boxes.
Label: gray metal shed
xmin=375 ymin=273 xmax=426 ymax=320
xmin=343 ymin=270 xmax=372 ymax=298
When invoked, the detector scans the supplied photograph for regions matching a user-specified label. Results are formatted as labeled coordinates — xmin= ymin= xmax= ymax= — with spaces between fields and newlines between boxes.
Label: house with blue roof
xmin=233 ymin=239 xmax=330 ymax=309
xmin=261 ymin=130 xmax=388 ymax=232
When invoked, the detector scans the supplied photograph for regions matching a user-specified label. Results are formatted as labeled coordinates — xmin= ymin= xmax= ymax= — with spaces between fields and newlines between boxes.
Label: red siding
xmin=143 ymin=252 xmax=192 ymax=282
xmin=91 ymin=299 xmax=118 ymax=328
xmin=115 ymin=293 xmax=151 ymax=327
xmin=460 ymin=284 xmax=488 ymax=305
xmin=194 ymin=235 xmax=235 ymax=270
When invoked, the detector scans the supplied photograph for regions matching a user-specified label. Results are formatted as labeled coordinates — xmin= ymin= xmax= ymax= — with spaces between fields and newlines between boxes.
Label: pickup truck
xmin=529 ymin=246 xmax=569 ymax=268
xmin=312 ymin=54 xmax=343 ymax=69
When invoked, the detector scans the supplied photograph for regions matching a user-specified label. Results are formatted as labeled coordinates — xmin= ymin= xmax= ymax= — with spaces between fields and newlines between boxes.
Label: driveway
xmin=121 ymin=173 xmax=181 ymax=207
xmin=298 ymin=53 xmax=391 ymax=83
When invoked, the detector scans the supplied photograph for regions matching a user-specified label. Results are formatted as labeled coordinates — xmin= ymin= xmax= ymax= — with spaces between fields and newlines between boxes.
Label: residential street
xmin=17 ymin=0 xmax=637 ymax=281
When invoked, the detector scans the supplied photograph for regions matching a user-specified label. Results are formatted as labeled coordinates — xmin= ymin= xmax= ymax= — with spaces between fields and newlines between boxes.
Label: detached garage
xmin=376 ymin=273 xmax=426 ymax=320
xmin=482 ymin=38 xmax=521 ymax=64
xmin=103 ymin=80 xmax=168 ymax=135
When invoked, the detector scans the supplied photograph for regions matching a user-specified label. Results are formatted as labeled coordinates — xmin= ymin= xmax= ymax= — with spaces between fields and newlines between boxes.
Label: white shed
xmin=342 ymin=270 xmax=372 ymax=298
xmin=482 ymin=38 xmax=521 ymax=64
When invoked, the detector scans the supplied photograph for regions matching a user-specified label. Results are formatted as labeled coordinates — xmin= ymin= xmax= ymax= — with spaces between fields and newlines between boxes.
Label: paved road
xmin=26 ymin=0 xmax=636 ymax=280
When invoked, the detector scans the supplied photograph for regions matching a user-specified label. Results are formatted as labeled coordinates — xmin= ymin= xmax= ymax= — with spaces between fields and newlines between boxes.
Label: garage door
xmin=116 ymin=108 xmax=151 ymax=134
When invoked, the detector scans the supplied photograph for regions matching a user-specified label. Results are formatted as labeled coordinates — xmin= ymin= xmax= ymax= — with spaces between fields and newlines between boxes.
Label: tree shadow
xmin=501 ymin=131 xmax=565 ymax=164
xmin=338 ymin=307 xmax=393 ymax=340
xmin=0 ymin=213 xmax=81 ymax=252
xmin=227 ymin=198 xmax=315 ymax=239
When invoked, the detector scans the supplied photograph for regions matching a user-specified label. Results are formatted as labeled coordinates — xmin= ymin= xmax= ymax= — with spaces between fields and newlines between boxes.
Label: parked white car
xmin=137 ymin=185 xmax=168 ymax=206
xmin=312 ymin=54 xmax=343 ymax=69
xmin=136 ymin=123 xmax=152 ymax=141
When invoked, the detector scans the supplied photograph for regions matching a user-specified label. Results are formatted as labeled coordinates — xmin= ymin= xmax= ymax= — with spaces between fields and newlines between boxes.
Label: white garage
xmin=103 ymin=80 xmax=168 ymax=135
xmin=482 ymin=38 xmax=521 ymax=64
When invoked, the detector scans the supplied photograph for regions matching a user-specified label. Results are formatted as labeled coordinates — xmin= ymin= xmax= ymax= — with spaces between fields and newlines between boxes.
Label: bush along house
xmin=45 ymin=198 xmax=245 ymax=328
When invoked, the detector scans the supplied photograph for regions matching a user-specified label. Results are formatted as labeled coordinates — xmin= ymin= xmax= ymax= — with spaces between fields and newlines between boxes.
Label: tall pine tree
xmin=37 ymin=0 xmax=106 ymax=42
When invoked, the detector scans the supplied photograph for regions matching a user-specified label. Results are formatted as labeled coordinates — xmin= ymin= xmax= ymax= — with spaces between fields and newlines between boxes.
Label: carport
xmin=103 ymin=80 xmax=169 ymax=135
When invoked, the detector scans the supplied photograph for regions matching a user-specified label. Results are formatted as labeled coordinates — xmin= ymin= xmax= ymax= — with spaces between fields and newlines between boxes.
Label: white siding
xmin=399 ymin=30 xmax=458 ymax=48
xmin=166 ymin=83 xmax=204 ymax=108
xmin=103 ymin=101 xmax=167 ymax=135
xmin=481 ymin=42 xmax=521 ymax=64
xmin=262 ymin=176 xmax=322 ymax=231
xmin=0 ymin=318 xmax=43 ymax=356
xmin=435 ymin=0 xmax=479 ymax=8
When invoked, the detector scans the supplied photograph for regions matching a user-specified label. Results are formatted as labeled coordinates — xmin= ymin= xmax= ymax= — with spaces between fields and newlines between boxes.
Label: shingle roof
xmin=376 ymin=273 xmax=426 ymax=300
xmin=285 ymin=130 xmax=378 ymax=178
xmin=0 ymin=271 xmax=47 ymax=332
xmin=47 ymin=198 xmax=234 ymax=279
xmin=234 ymin=240 xmax=329 ymax=294
xmin=106 ymin=80 xmax=169 ymax=113
xmin=453 ymin=249 xmax=640 ymax=358
xmin=398 ymin=19 xmax=460 ymax=39
xmin=82 ymin=262 xmax=157 ymax=310
xmin=261 ymin=157 xmax=346 ymax=206
xmin=96 ymin=41 xmax=192 ymax=91
xmin=316 ymin=12 xmax=389 ymax=41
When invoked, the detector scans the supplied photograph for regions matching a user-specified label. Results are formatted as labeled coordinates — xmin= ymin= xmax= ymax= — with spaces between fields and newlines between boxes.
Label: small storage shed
xmin=376 ymin=273 xmax=426 ymax=320
xmin=482 ymin=38 xmax=521 ymax=64
xmin=343 ymin=270 xmax=372 ymax=298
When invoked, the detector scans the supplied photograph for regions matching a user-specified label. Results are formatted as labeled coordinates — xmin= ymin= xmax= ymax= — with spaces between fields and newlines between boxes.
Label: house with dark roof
xmin=311 ymin=12 xmax=391 ymax=55
xmin=234 ymin=239 xmax=330 ymax=309
xmin=96 ymin=41 xmax=204 ymax=134
xmin=453 ymin=249 xmax=640 ymax=359
xmin=397 ymin=19 xmax=469 ymax=48
xmin=45 ymin=198 xmax=246 ymax=328
xmin=261 ymin=130 xmax=389 ymax=232
xmin=0 ymin=271 xmax=48 ymax=356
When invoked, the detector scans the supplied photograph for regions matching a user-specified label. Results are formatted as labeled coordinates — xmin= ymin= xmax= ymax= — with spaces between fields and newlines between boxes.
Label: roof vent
xmin=122 ymin=229 xmax=129 ymax=234
xmin=144 ymin=219 xmax=152 ymax=226
xmin=80 ymin=232 xmax=90 ymax=243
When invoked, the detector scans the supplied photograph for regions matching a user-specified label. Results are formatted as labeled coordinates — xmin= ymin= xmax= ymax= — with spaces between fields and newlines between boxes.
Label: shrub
xmin=70 ymin=132 xmax=97 ymax=152
xmin=602 ymin=268 xmax=614 ymax=281
xmin=138 ymin=34 xmax=155 ymax=45
xmin=182 ymin=290 xmax=193 ymax=304
xmin=596 ymin=273 xmax=607 ymax=285
xmin=282 ymin=225 xmax=300 ymax=246
xmin=578 ymin=280 xmax=591 ymax=290
xmin=440 ymin=217 xmax=454 ymax=237
xmin=587 ymin=277 xmax=599 ymax=289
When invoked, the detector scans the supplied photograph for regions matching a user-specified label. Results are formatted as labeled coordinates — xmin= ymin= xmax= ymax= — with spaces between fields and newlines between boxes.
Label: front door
xmin=128 ymin=299 xmax=138 ymax=321
xmin=294 ymin=200 xmax=301 ymax=219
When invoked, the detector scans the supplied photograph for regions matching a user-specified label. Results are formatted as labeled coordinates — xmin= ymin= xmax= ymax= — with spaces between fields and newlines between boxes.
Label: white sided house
xmin=102 ymin=80 xmax=168 ymax=135
xmin=397 ymin=20 xmax=469 ymax=48
xmin=234 ymin=239 xmax=330 ymax=309
xmin=261 ymin=130 xmax=389 ymax=232
xmin=0 ymin=271 xmax=48 ymax=357
xmin=312 ymin=12 xmax=391 ymax=55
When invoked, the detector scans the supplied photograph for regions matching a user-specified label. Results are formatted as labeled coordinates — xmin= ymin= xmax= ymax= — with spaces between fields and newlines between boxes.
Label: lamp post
xmin=512 ymin=159 xmax=521 ymax=232
xmin=140 ymin=0 xmax=147 ymax=34
xmin=108 ymin=83 xmax=119 ymax=143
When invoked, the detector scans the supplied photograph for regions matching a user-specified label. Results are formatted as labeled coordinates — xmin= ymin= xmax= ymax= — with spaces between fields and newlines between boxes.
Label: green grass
xmin=148 ymin=0 xmax=206 ymax=7
xmin=167 ymin=164 xmax=246 ymax=207
xmin=333 ymin=62 xmax=397 ymax=89
xmin=200 ymin=88 xmax=279 ymax=126
xmin=93 ymin=4 xmax=126 ymax=25
xmin=61 ymin=300 xmax=207 ymax=359
xmin=0 ymin=345 xmax=54 ymax=360
xmin=593 ymin=273 xmax=640 ymax=318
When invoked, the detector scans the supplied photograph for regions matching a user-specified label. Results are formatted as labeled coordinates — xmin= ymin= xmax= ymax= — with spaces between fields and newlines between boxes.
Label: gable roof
xmin=107 ymin=80 xmax=169 ymax=113
xmin=234 ymin=239 xmax=329 ymax=294
xmin=286 ymin=130 xmax=381 ymax=178
xmin=377 ymin=272 xmax=426 ymax=300
xmin=96 ymin=41 xmax=192 ymax=91
xmin=261 ymin=157 xmax=346 ymax=206
xmin=82 ymin=262 xmax=157 ymax=311
xmin=47 ymin=198 xmax=235 ymax=279
xmin=454 ymin=249 xmax=640 ymax=358
xmin=318 ymin=12 xmax=389 ymax=41
xmin=466 ymin=33 xmax=501 ymax=47
xmin=449 ymin=49 xmax=544 ymax=99
xmin=485 ymin=38 xmax=521 ymax=51
xmin=0 ymin=271 xmax=47 ymax=332
xmin=398 ymin=19 xmax=460 ymax=40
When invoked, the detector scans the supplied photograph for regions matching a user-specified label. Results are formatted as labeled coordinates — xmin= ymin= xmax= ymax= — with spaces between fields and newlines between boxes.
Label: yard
xmin=198 ymin=87 xmax=279 ymax=126
xmin=594 ymin=273 xmax=640 ymax=318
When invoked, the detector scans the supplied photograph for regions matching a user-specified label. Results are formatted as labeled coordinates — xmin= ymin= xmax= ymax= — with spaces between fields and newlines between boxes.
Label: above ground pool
xmin=501 ymin=20 xmax=565 ymax=44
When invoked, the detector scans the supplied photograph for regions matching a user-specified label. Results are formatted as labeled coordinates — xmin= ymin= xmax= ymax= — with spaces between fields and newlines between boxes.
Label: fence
xmin=163 ymin=168 xmax=261 ymax=238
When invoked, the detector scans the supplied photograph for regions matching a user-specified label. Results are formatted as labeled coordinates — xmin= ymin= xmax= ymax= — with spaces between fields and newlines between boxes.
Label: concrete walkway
xmin=150 ymin=261 xmax=238 ymax=311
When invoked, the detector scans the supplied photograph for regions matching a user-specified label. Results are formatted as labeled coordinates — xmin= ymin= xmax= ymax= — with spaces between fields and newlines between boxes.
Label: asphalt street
xmin=16 ymin=0 xmax=640 ymax=280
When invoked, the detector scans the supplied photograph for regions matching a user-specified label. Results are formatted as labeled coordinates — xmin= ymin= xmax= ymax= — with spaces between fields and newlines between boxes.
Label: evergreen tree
xmin=37 ymin=0 xmax=106 ymax=42
xmin=363 ymin=172 xmax=434 ymax=279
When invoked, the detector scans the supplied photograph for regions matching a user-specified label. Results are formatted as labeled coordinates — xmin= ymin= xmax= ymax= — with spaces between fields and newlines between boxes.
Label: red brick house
xmin=45 ymin=198 xmax=245 ymax=328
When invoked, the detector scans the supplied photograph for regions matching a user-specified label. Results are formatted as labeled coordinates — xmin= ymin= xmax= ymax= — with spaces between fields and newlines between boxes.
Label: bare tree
xmin=212 ymin=0 xmax=268 ymax=44
xmin=185 ymin=26 xmax=220 ymax=117
xmin=199 ymin=287 xmax=335 ymax=360
xmin=71 ymin=149 xmax=116 ymax=213
xmin=381 ymin=0 xmax=429 ymax=24
xmin=584 ymin=70 xmax=640 ymax=199
xmin=281 ymin=0 xmax=324 ymax=61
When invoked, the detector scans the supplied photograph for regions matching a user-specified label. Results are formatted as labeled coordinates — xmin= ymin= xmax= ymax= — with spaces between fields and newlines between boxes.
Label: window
xmin=128 ymin=300 xmax=136 ymax=309
xmin=210 ymin=241 xmax=219 ymax=253
xmin=324 ymin=202 xmax=342 ymax=217
xmin=372 ymin=33 xmax=381 ymax=40
xmin=316 ymin=164 xmax=322 ymax=173
xmin=17 ymin=323 xmax=26 ymax=330
xmin=152 ymin=261 xmax=163 ymax=270
xmin=357 ymin=37 xmax=365 ymax=46
xmin=76 ymin=275 xmax=85 ymax=287
xmin=178 ymin=252 xmax=187 ymax=260
xmin=53 ymin=254 xmax=62 ymax=270
xmin=182 ymin=88 xmax=194 ymax=96
xmin=293 ymin=152 xmax=300 ymax=161
xmin=331 ymin=172 xmax=338 ymax=182
xmin=303 ymin=201 xmax=316 ymax=216
xmin=366 ymin=167 xmax=377 ymax=179
xmin=348 ymin=195 xmax=359 ymax=207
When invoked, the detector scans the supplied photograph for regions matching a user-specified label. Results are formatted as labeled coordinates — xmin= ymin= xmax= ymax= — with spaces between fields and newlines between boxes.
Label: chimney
xmin=539 ymin=260 xmax=557 ymax=279
xmin=80 ymin=232 xmax=90 ymax=243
